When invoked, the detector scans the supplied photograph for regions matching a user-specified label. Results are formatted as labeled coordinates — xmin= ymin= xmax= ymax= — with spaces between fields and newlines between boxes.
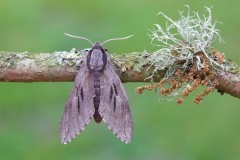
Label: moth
xmin=60 ymin=33 xmax=133 ymax=144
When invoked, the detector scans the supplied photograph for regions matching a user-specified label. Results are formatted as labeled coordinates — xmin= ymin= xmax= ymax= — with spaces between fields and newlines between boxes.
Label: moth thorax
xmin=89 ymin=49 xmax=104 ymax=71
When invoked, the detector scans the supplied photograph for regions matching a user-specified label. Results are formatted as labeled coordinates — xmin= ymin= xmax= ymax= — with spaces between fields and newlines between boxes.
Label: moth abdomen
xmin=93 ymin=71 xmax=102 ymax=123
xmin=93 ymin=111 xmax=102 ymax=123
xmin=93 ymin=71 xmax=101 ymax=103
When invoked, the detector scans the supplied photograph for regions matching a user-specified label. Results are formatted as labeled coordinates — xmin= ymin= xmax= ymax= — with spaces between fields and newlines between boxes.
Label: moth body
xmin=60 ymin=40 xmax=133 ymax=144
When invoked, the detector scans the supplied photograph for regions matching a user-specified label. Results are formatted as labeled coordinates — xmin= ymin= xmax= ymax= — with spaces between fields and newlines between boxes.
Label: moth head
xmin=88 ymin=43 xmax=106 ymax=71
xmin=92 ymin=42 xmax=103 ymax=49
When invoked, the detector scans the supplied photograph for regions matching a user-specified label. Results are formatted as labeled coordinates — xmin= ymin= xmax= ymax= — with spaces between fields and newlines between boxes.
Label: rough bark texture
xmin=0 ymin=50 xmax=157 ymax=82
xmin=0 ymin=50 xmax=240 ymax=99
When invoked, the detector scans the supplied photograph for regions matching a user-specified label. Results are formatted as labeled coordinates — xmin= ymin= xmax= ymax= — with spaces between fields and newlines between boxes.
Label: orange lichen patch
xmin=177 ymin=98 xmax=183 ymax=105
xmin=135 ymin=86 xmax=145 ymax=94
xmin=136 ymin=50 xmax=221 ymax=104
xmin=182 ymin=85 xmax=192 ymax=97
xmin=135 ymin=84 xmax=155 ymax=94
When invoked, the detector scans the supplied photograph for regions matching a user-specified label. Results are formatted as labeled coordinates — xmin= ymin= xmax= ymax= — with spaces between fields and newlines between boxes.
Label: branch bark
xmin=0 ymin=50 xmax=152 ymax=82
xmin=0 ymin=50 xmax=240 ymax=99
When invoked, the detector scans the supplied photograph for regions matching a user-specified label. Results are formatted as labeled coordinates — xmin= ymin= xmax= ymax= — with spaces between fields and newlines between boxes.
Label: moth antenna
xmin=64 ymin=33 xmax=93 ymax=45
xmin=102 ymin=35 xmax=133 ymax=45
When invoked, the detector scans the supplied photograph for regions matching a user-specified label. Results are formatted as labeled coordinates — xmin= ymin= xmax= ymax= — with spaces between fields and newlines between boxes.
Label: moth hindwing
xmin=60 ymin=42 xmax=133 ymax=144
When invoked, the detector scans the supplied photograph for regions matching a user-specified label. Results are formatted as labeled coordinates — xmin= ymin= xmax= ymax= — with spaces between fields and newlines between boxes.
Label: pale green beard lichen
xmin=145 ymin=6 xmax=224 ymax=80
xmin=136 ymin=6 xmax=226 ymax=104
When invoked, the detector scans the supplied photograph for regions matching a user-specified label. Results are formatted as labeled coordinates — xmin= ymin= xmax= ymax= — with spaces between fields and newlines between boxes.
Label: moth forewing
xmin=60 ymin=60 xmax=95 ymax=144
xmin=99 ymin=59 xmax=133 ymax=144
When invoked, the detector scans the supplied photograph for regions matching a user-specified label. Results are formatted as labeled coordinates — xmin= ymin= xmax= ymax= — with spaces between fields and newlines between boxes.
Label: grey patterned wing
xmin=99 ymin=60 xmax=133 ymax=144
xmin=60 ymin=62 xmax=95 ymax=144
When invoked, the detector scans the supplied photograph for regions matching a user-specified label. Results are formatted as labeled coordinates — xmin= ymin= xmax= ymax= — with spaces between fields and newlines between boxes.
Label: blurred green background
xmin=0 ymin=0 xmax=240 ymax=160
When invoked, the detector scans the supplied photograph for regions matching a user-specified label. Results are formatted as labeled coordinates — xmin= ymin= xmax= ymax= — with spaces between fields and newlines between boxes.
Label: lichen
xmin=15 ymin=51 xmax=28 ymax=59
xmin=54 ymin=48 xmax=84 ymax=67
xmin=146 ymin=6 xmax=224 ymax=79
xmin=112 ymin=51 xmax=151 ymax=73
xmin=224 ymin=60 xmax=240 ymax=74
xmin=136 ymin=6 xmax=226 ymax=104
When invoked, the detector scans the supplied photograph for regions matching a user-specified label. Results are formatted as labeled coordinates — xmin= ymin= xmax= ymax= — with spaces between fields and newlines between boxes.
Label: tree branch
xmin=0 ymin=50 xmax=240 ymax=100
xmin=0 ymin=50 xmax=153 ymax=82
xmin=1 ymin=7 xmax=238 ymax=104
